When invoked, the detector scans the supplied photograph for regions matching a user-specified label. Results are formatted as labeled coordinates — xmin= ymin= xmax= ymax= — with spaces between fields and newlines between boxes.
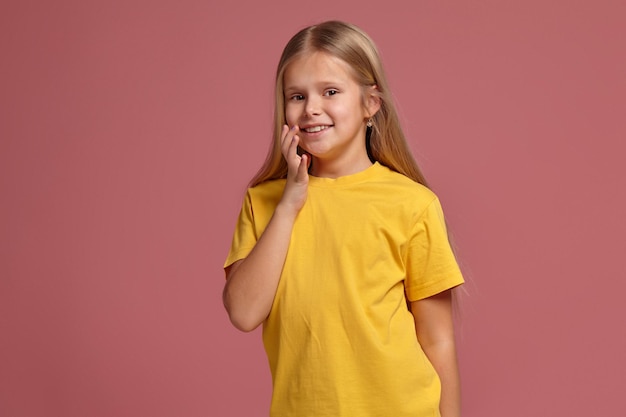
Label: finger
xmin=281 ymin=125 xmax=299 ymax=157
xmin=283 ymin=131 xmax=301 ymax=168
xmin=296 ymin=153 xmax=310 ymax=181
xmin=279 ymin=124 xmax=290 ymax=148
xmin=280 ymin=126 xmax=291 ymax=157
xmin=285 ymin=137 xmax=303 ymax=178
xmin=288 ymin=134 xmax=300 ymax=158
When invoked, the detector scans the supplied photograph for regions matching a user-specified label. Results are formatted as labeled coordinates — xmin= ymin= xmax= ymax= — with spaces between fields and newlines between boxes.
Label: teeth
xmin=304 ymin=125 xmax=329 ymax=133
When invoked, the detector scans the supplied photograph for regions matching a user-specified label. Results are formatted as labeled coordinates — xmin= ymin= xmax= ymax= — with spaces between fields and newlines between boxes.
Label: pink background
xmin=1 ymin=1 xmax=624 ymax=416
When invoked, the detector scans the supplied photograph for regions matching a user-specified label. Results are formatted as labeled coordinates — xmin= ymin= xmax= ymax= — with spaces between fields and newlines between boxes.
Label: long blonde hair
xmin=249 ymin=20 xmax=428 ymax=188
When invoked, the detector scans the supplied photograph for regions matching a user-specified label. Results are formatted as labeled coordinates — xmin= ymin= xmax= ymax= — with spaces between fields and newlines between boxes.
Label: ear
xmin=364 ymin=85 xmax=382 ymax=118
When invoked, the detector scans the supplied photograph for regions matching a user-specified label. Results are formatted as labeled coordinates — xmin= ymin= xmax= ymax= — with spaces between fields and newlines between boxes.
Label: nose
xmin=304 ymin=97 xmax=322 ymax=117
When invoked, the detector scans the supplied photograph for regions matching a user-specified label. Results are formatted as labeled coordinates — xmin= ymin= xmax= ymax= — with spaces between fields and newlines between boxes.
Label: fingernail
xmin=291 ymin=125 xmax=297 ymax=131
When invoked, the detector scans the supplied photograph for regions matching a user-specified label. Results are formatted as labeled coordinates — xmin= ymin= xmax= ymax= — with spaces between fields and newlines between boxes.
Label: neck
xmin=309 ymin=153 xmax=373 ymax=179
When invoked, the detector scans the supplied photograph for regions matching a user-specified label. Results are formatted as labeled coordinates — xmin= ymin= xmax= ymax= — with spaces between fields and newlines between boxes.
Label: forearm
xmin=422 ymin=341 xmax=461 ymax=417
xmin=223 ymin=204 xmax=297 ymax=332
xmin=411 ymin=290 xmax=461 ymax=417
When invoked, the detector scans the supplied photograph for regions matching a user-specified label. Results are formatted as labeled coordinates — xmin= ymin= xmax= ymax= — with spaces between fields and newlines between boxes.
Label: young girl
xmin=223 ymin=21 xmax=464 ymax=417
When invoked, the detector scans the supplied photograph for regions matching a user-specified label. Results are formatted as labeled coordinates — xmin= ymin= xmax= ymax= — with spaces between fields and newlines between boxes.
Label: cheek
xmin=326 ymin=102 xmax=351 ymax=121
xmin=284 ymin=104 xmax=299 ymax=125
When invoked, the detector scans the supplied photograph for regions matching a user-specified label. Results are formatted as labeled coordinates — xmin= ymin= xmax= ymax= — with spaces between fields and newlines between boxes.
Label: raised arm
xmin=411 ymin=289 xmax=461 ymax=417
xmin=223 ymin=125 xmax=309 ymax=332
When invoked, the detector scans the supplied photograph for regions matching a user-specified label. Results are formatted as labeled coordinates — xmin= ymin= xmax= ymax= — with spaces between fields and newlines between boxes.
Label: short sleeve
xmin=223 ymin=190 xmax=258 ymax=269
xmin=405 ymin=197 xmax=464 ymax=301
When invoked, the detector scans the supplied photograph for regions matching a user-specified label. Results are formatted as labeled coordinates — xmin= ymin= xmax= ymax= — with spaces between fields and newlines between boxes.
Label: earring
xmin=366 ymin=118 xmax=373 ymax=127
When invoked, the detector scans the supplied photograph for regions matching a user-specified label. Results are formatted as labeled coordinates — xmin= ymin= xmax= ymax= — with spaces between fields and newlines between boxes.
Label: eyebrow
xmin=284 ymin=80 xmax=346 ymax=93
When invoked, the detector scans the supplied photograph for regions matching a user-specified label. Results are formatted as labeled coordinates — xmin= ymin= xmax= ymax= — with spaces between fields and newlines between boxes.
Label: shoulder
xmin=374 ymin=163 xmax=438 ymax=208
xmin=245 ymin=179 xmax=286 ymax=206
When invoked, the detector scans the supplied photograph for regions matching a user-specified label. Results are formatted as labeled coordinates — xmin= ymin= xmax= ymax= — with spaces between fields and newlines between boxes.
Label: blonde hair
xmin=249 ymin=20 xmax=428 ymax=188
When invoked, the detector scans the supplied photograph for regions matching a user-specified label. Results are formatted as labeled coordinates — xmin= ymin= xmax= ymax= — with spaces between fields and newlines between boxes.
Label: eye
xmin=289 ymin=94 xmax=305 ymax=101
xmin=325 ymin=89 xmax=339 ymax=96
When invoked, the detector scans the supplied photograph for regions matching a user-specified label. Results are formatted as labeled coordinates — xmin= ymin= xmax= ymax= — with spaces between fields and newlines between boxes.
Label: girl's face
xmin=283 ymin=51 xmax=379 ymax=175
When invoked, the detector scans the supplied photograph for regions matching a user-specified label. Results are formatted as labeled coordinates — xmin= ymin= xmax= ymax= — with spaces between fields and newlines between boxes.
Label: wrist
xmin=274 ymin=202 xmax=300 ymax=222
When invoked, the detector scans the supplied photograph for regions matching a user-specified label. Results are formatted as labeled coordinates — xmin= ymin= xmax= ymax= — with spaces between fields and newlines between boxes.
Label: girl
xmin=223 ymin=21 xmax=464 ymax=417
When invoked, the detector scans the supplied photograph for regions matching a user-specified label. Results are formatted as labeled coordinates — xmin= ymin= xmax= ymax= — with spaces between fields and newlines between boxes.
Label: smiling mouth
xmin=302 ymin=125 xmax=332 ymax=133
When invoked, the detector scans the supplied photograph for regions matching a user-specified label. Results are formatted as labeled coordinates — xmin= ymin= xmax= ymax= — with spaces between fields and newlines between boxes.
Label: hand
xmin=278 ymin=124 xmax=310 ymax=215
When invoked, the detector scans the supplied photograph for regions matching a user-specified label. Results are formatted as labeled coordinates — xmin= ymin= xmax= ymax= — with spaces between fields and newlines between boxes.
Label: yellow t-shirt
xmin=225 ymin=162 xmax=464 ymax=417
